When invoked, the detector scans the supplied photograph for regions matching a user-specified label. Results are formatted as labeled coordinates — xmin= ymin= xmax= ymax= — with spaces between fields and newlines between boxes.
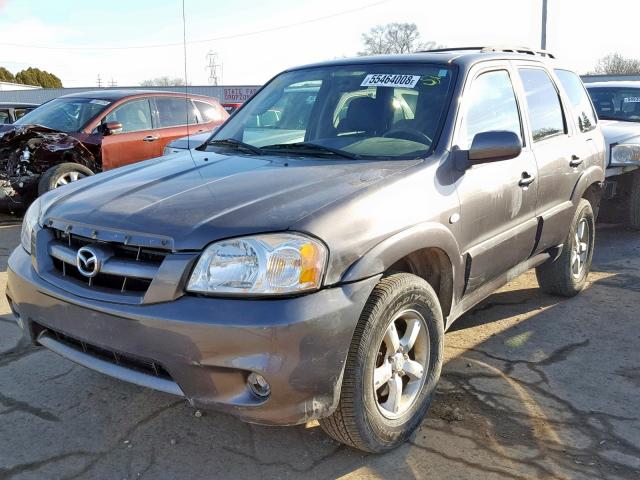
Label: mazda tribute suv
xmin=7 ymin=47 xmax=605 ymax=452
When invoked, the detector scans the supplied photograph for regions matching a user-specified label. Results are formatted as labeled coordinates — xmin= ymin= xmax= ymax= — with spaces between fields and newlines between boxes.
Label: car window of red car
xmin=194 ymin=100 xmax=224 ymax=123
xmin=105 ymin=99 xmax=152 ymax=133
xmin=156 ymin=97 xmax=198 ymax=127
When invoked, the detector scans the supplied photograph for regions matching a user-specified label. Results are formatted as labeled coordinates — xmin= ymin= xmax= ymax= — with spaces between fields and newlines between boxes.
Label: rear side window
xmin=518 ymin=68 xmax=566 ymax=142
xmin=459 ymin=70 xmax=522 ymax=149
xmin=156 ymin=97 xmax=198 ymax=128
xmin=105 ymin=99 xmax=152 ymax=133
xmin=0 ymin=109 xmax=9 ymax=124
xmin=194 ymin=100 xmax=224 ymax=123
xmin=555 ymin=69 xmax=597 ymax=133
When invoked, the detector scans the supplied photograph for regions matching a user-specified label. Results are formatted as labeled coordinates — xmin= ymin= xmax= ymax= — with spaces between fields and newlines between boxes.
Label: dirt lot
xmin=1 ymin=214 xmax=639 ymax=480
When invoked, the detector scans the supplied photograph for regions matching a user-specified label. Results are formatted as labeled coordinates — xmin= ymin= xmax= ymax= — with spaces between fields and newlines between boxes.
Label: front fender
xmin=340 ymin=222 xmax=464 ymax=287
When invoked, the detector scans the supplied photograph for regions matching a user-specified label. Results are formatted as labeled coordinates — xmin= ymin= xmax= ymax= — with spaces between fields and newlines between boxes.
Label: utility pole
xmin=541 ymin=0 xmax=548 ymax=50
xmin=96 ymin=74 xmax=102 ymax=88
xmin=206 ymin=51 xmax=223 ymax=86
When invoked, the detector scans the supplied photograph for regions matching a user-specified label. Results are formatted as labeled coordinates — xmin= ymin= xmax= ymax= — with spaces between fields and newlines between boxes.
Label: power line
xmin=0 ymin=0 xmax=390 ymax=52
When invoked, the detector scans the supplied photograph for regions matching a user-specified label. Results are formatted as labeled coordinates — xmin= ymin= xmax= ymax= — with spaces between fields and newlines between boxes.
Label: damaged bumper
xmin=6 ymin=246 xmax=378 ymax=425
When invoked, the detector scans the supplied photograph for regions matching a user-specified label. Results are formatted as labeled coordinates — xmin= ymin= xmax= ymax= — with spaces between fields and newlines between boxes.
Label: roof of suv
xmin=287 ymin=47 xmax=559 ymax=72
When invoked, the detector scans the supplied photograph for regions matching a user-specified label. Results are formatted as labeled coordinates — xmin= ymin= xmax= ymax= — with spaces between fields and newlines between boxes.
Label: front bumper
xmin=6 ymin=246 xmax=379 ymax=425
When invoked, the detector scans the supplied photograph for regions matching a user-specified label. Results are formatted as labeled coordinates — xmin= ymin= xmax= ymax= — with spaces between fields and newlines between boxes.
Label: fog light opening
xmin=247 ymin=372 xmax=271 ymax=398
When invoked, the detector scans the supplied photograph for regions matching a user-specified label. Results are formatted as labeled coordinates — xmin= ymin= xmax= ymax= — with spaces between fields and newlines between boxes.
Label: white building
xmin=0 ymin=81 xmax=41 ymax=91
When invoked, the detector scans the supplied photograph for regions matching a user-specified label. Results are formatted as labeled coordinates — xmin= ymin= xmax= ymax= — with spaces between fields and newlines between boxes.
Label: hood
xmin=41 ymin=149 xmax=418 ymax=250
xmin=600 ymin=119 xmax=640 ymax=145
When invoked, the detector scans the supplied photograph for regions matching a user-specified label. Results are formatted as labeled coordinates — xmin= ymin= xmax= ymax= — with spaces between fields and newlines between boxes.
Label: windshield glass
xmin=587 ymin=86 xmax=640 ymax=122
xmin=209 ymin=63 xmax=455 ymax=159
xmin=14 ymin=97 xmax=111 ymax=132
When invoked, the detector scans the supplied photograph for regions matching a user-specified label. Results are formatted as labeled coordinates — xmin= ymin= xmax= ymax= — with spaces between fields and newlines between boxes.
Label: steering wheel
xmin=383 ymin=128 xmax=432 ymax=145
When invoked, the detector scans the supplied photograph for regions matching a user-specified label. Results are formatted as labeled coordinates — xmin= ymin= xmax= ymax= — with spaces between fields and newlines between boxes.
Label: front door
xmin=453 ymin=67 xmax=539 ymax=294
xmin=100 ymin=98 xmax=158 ymax=170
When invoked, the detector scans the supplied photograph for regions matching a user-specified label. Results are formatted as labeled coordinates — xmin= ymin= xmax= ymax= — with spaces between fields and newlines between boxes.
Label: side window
xmin=518 ymin=68 xmax=566 ymax=142
xmin=459 ymin=70 xmax=522 ymax=149
xmin=555 ymin=69 xmax=597 ymax=133
xmin=14 ymin=108 xmax=30 ymax=120
xmin=105 ymin=99 xmax=152 ymax=133
xmin=155 ymin=97 xmax=198 ymax=128
xmin=0 ymin=109 xmax=10 ymax=124
xmin=194 ymin=100 xmax=223 ymax=123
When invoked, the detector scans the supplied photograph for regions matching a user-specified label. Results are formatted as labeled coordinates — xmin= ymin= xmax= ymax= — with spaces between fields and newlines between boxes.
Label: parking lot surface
xmin=1 ymin=214 xmax=639 ymax=480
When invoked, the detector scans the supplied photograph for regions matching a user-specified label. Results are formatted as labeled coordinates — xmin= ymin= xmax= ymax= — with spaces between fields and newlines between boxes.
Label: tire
xmin=37 ymin=163 xmax=94 ymax=196
xmin=536 ymin=198 xmax=595 ymax=297
xmin=319 ymin=273 xmax=444 ymax=452
xmin=625 ymin=170 xmax=640 ymax=230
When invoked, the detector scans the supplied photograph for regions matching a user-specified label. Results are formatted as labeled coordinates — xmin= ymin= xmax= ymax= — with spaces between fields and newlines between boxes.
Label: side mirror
xmin=468 ymin=131 xmax=522 ymax=165
xmin=103 ymin=121 xmax=123 ymax=135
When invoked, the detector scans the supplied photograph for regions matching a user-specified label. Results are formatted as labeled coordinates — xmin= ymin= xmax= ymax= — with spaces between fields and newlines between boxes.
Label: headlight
xmin=186 ymin=233 xmax=328 ymax=296
xmin=611 ymin=144 xmax=640 ymax=166
xmin=163 ymin=146 xmax=184 ymax=155
xmin=21 ymin=198 xmax=41 ymax=254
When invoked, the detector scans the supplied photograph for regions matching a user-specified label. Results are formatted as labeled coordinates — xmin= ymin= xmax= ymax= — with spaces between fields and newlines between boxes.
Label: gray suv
xmin=6 ymin=47 xmax=605 ymax=452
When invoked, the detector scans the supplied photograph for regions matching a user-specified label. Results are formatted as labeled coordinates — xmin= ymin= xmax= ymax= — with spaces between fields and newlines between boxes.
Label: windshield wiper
xmin=261 ymin=142 xmax=359 ymax=159
xmin=207 ymin=138 xmax=264 ymax=155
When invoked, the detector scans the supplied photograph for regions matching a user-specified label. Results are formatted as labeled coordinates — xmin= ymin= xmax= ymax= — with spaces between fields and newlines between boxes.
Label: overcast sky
xmin=0 ymin=0 xmax=637 ymax=87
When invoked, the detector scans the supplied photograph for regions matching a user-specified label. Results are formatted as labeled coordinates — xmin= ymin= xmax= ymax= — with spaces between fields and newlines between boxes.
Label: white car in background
xmin=587 ymin=81 xmax=640 ymax=229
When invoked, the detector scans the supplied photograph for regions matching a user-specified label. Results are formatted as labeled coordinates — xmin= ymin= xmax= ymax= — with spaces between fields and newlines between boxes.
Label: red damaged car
xmin=0 ymin=90 xmax=228 ymax=209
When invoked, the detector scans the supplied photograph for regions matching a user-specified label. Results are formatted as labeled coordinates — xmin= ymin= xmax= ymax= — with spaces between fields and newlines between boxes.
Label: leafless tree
xmin=592 ymin=53 xmax=640 ymax=75
xmin=140 ymin=76 xmax=185 ymax=87
xmin=359 ymin=23 xmax=441 ymax=56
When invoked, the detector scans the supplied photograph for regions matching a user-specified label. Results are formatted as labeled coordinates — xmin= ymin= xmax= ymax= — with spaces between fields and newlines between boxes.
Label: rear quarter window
xmin=555 ymin=69 xmax=597 ymax=133
xmin=156 ymin=97 xmax=198 ymax=128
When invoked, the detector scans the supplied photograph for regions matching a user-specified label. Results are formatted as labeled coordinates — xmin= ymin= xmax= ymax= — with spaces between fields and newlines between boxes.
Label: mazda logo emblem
xmin=76 ymin=246 xmax=101 ymax=278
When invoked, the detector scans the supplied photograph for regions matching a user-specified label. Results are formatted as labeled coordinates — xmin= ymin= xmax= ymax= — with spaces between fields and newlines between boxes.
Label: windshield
xmin=209 ymin=63 xmax=455 ymax=159
xmin=587 ymin=86 xmax=640 ymax=122
xmin=14 ymin=97 xmax=111 ymax=132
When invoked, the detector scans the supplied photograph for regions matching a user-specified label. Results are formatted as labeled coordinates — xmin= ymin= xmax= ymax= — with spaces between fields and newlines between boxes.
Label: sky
xmin=0 ymin=0 xmax=638 ymax=88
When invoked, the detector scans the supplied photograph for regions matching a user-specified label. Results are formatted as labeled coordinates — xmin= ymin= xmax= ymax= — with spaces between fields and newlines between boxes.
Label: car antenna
xmin=181 ymin=0 xmax=197 ymax=167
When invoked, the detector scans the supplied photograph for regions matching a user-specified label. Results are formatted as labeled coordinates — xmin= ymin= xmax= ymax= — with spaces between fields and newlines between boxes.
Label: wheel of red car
xmin=38 ymin=163 xmax=94 ymax=196
xmin=320 ymin=273 xmax=444 ymax=452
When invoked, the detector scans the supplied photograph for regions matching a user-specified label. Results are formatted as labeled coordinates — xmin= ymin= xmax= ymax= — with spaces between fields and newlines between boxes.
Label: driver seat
xmin=338 ymin=97 xmax=383 ymax=134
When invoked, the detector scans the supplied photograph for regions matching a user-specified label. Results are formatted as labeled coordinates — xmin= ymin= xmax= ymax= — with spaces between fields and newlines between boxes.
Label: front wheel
xmin=320 ymin=273 xmax=444 ymax=452
xmin=536 ymin=198 xmax=595 ymax=297
xmin=38 ymin=162 xmax=94 ymax=196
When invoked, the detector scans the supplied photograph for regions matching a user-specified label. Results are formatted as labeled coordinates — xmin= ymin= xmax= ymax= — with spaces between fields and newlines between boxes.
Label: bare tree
xmin=140 ymin=76 xmax=185 ymax=87
xmin=359 ymin=23 xmax=441 ymax=56
xmin=592 ymin=53 xmax=640 ymax=75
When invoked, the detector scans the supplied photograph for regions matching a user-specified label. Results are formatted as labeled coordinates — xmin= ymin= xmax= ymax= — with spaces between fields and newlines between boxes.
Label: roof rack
xmin=421 ymin=46 xmax=556 ymax=59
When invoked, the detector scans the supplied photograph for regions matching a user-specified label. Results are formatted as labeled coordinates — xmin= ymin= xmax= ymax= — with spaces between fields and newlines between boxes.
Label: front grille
xmin=48 ymin=228 xmax=168 ymax=295
xmin=37 ymin=323 xmax=172 ymax=380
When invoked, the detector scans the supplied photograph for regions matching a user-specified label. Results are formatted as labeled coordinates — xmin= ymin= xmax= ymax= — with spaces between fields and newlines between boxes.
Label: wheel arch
xmin=340 ymin=223 xmax=463 ymax=319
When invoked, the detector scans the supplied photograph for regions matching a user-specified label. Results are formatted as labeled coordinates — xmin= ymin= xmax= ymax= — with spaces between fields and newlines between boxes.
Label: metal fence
xmin=0 ymin=85 xmax=261 ymax=105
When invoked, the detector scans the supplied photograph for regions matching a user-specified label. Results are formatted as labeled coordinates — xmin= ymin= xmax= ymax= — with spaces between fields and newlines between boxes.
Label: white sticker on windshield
xmin=623 ymin=97 xmax=640 ymax=103
xmin=89 ymin=99 xmax=110 ymax=105
xmin=361 ymin=74 xmax=421 ymax=88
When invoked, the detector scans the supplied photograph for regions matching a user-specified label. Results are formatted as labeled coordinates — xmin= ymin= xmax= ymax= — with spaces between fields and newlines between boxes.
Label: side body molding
xmin=340 ymin=222 xmax=464 ymax=293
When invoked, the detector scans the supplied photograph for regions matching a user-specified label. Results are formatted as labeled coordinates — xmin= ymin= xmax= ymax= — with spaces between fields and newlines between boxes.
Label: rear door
xmin=100 ymin=98 xmax=157 ymax=170
xmin=514 ymin=66 xmax=592 ymax=252
xmin=454 ymin=65 xmax=539 ymax=293
xmin=152 ymin=96 xmax=201 ymax=152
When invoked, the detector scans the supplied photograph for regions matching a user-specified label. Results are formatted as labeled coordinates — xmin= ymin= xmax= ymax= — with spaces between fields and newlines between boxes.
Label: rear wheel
xmin=320 ymin=273 xmax=444 ymax=452
xmin=625 ymin=170 xmax=640 ymax=230
xmin=536 ymin=198 xmax=595 ymax=297
xmin=38 ymin=163 xmax=94 ymax=195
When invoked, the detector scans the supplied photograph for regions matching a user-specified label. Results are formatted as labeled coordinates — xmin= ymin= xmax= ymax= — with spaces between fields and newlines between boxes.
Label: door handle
xmin=519 ymin=172 xmax=536 ymax=188
xmin=143 ymin=135 xmax=159 ymax=142
xmin=569 ymin=155 xmax=583 ymax=167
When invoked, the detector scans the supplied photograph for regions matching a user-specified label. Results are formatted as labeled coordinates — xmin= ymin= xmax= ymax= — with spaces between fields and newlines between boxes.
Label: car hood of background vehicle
xmin=42 ymin=150 xmax=419 ymax=250
xmin=600 ymin=120 xmax=640 ymax=145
